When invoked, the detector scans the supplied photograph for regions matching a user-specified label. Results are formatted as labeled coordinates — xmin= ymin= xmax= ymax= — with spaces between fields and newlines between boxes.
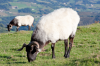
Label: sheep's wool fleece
xmin=34 ymin=8 xmax=80 ymax=43
xmin=15 ymin=15 xmax=34 ymax=26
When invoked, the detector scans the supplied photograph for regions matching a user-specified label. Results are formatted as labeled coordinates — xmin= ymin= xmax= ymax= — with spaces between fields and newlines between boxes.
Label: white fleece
xmin=15 ymin=15 xmax=34 ymax=26
xmin=34 ymin=8 xmax=80 ymax=43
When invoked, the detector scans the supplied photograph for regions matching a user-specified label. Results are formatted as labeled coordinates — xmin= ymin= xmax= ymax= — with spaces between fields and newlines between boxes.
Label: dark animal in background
xmin=7 ymin=15 xmax=34 ymax=32
xmin=18 ymin=8 xmax=80 ymax=62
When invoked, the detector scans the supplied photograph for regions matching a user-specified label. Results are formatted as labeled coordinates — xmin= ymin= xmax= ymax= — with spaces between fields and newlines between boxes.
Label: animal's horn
xmin=29 ymin=41 xmax=39 ymax=49
xmin=18 ymin=43 xmax=27 ymax=51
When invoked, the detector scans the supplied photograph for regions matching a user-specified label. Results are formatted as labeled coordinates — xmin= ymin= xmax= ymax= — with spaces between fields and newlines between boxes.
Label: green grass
xmin=10 ymin=2 xmax=30 ymax=9
xmin=0 ymin=23 xmax=100 ymax=66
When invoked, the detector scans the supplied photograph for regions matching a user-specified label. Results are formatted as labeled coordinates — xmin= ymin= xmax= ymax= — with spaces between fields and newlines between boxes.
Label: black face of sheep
xmin=7 ymin=24 xmax=12 ymax=31
xmin=18 ymin=42 xmax=39 ymax=62
xmin=26 ymin=45 xmax=38 ymax=62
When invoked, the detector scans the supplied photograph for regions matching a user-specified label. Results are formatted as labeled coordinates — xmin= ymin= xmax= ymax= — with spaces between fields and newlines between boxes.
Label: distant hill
xmin=0 ymin=0 xmax=100 ymax=32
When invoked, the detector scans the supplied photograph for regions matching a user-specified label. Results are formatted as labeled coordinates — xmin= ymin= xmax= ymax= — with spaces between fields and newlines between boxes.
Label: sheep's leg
xmin=64 ymin=39 xmax=68 ymax=58
xmin=51 ymin=43 xmax=55 ymax=58
xmin=66 ymin=36 xmax=74 ymax=58
xmin=28 ymin=26 xmax=31 ymax=30
xmin=31 ymin=23 xmax=34 ymax=27
xmin=16 ymin=26 xmax=20 ymax=32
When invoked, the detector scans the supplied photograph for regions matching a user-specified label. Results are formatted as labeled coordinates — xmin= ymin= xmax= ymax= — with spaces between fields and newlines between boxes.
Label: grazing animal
xmin=18 ymin=8 xmax=80 ymax=62
xmin=7 ymin=15 xmax=34 ymax=32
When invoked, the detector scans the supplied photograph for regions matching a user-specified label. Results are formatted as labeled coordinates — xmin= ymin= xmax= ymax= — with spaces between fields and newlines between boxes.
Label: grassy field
xmin=0 ymin=23 xmax=100 ymax=66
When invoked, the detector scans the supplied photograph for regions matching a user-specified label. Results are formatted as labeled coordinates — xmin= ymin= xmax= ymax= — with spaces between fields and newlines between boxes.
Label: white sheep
xmin=18 ymin=8 xmax=80 ymax=62
xmin=7 ymin=15 xmax=34 ymax=32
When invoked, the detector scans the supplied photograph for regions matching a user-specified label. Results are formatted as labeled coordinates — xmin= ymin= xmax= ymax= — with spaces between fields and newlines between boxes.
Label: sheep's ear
xmin=18 ymin=43 xmax=27 ymax=51
xmin=31 ymin=46 xmax=37 ymax=54
xmin=29 ymin=41 xmax=39 ymax=52
xmin=31 ymin=45 xmax=39 ymax=54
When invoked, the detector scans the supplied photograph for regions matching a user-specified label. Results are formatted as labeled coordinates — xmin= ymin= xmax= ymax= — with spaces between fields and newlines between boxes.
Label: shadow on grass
xmin=7 ymin=61 xmax=27 ymax=64
xmin=0 ymin=56 xmax=27 ymax=64
xmin=14 ymin=61 xmax=27 ymax=64
xmin=14 ymin=54 xmax=26 ymax=57
xmin=10 ymin=48 xmax=26 ymax=57
xmin=0 ymin=55 xmax=11 ymax=59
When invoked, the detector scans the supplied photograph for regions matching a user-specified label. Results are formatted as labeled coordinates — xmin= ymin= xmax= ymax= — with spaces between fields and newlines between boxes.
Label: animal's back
xmin=36 ymin=8 xmax=80 ymax=43
xmin=15 ymin=15 xmax=34 ymax=26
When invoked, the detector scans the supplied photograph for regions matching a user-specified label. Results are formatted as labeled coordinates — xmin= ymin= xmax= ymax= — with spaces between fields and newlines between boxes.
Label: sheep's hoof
xmin=52 ymin=56 xmax=56 ymax=59
xmin=64 ymin=54 xmax=70 ymax=58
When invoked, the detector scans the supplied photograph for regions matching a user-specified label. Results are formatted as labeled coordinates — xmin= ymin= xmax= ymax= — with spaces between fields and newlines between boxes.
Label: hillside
xmin=0 ymin=23 xmax=100 ymax=66
xmin=0 ymin=0 xmax=100 ymax=32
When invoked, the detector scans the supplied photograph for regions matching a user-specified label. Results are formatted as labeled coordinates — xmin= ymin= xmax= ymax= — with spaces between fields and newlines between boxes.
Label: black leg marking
xmin=66 ymin=36 xmax=74 ymax=58
xmin=16 ymin=26 xmax=20 ymax=32
xmin=28 ymin=26 xmax=31 ymax=30
xmin=51 ymin=43 xmax=55 ymax=58
xmin=64 ymin=39 xmax=68 ymax=58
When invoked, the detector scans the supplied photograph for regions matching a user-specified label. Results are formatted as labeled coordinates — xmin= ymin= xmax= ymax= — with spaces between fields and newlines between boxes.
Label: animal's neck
xmin=38 ymin=40 xmax=50 ymax=52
